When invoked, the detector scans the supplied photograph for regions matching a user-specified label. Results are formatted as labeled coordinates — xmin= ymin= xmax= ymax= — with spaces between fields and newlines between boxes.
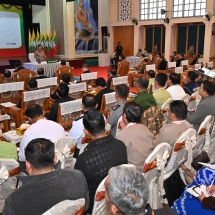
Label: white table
xmin=2 ymin=132 xmax=22 ymax=144
xmin=98 ymin=53 xmax=110 ymax=67
xmin=23 ymin=62 xmax=69 ymax=77
xmin=126 ymin=56 xmax=140 ymax=68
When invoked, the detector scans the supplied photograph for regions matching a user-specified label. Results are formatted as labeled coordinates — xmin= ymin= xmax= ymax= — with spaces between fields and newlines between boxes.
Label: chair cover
xmin=187 ymin=90 xmax=201 ymax=111
xmin=52 ymin=136 xmax=77 ymax=169
xmin=112 ymin=76 xmax=128 ymax=86
xmin=81 ymin=72 xmax=97 ymax=81
xmin=179 ymin=94 xmax=190 ymax=104
xmin=0 ymin=159 xmax=20 ymax=213
xmin=42 ymin=199 xmax=85 ymax=215
xmin=115 ymin=116 xmax=123 ymax=137
xmin=209 ymin=123 xmax=215 ymax=162
xmin=193 ymin=115 xmax=214 ymax=158
xmin=143 ymin=143 xmax=172 ymax=209
xmin=100 ymin=92 xmax=117 ymax=115
xmin=37 ymin=77 xmax=58 ymax=89
xmin=161 ymin=98 xmax=174 ymax=124
xmin=164 ymin=128 xmax=197 ymax=183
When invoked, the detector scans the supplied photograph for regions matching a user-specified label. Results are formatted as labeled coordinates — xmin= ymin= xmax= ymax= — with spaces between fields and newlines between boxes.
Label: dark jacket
xmin=2 ymin=169 xmax=89 ymax=215
xmin=176 ymin=57 xmax=185 ymax=67
xmin=33 ymin=75 xmax=49 ymax=80
xmin=47 ymin=96 xmax=74 ymax=122
xmin=158 ymin=60 xmax=167 ymax=70
xmin=190 ymin=57 xmax=199 ymax=65
xmin=107 ymin=75 xmax=119 ymax=89
xmin=95 ymin=87 xmax=114 ymax=110
xmin=183 ymin=81 xmax=199 ymax=95
xmin=75 ymin=134 xmax=127 ymax=213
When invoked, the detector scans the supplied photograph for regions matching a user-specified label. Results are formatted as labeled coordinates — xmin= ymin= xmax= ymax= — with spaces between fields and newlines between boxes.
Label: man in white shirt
xmin=166 ymin=72 xmax=186 ymax=100
xmin=19 ymin=104 xmax=65 ymax=169
xmin=69 ymin=94 xmax=98 ymax=157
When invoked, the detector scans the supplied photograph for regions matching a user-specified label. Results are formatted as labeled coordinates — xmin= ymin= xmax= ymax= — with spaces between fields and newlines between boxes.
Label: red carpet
xmin=74 ymin=66 xmax=137 ymax=93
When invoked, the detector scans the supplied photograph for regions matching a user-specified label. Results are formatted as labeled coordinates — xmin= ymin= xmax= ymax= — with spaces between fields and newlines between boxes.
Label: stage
xmin=0 ymin=56 xmax=98 ymax=73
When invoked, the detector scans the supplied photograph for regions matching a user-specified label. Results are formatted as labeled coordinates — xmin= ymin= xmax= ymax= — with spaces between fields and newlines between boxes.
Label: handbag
xmin=191 ymin=150 xmax=210 ymax=171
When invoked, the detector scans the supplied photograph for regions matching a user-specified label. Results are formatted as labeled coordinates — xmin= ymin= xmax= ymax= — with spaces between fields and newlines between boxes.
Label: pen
xmin=209 ymin=177 xmax=215 ymax=191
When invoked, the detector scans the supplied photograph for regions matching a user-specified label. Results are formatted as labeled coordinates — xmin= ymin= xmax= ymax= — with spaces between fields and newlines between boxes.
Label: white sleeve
xmin=18 ymin=134 xmax=29 ymax=161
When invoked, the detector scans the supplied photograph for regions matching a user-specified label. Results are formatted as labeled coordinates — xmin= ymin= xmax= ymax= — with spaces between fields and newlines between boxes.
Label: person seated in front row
xmin=136 ymin=48 xmax=143 ymax=57
xmin=133 ymin=76 xmax=156 ymax=113
xmin=139 ymin=58 xmax=149 ymax=74
xmin=33 ymin=68 xmax=48 ymax=80
xmin=13 ymin=61 xmax=25 ymax=73
xmin=26 ymin=79 xmax=38 ymax=91
xmin=166 ymin=72 xmax=186 ymax=100
xmin=183 ymin=71 xmax=199 ymax=95
xmin=154 ymin=100 xmax=192 ymax=147
xmin=74 ymin=109 xmax=127 ymax=214
xmin=3 ymin=138 xmax=89 ymax=215
xmin=147 ymin=70 xmax=156 ymax=91
xmin=95 ymin=77 xmax=114 ymax=110
xmin=2 ymin=70 xmax=14 ymax=83
xmin=176 ymin=53 xmax=185 ymax=67
xmin=34 ymin=44 xmax=46 ymax=62
xmin=46 ymin=84 xmax=74 ymax=122
xmin=107 ymin=67 xmax=119 ymax=89
xmin=105 ymin=165 xmax=177 ymax=215
xmin=82 ymin=63 xmax=91 ymax=73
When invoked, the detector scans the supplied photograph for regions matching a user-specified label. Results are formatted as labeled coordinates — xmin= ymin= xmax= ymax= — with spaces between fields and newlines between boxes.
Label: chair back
xmin=175 ymin=66 xmax=183 ymax=74
xmin=110 ymin=76 xmax=128 ymax=90
xmin=117 ymin=60 xmax=130 ymax=76
xmin=140 ymin=106 xmax=164 ymax=136
xmin=13 ymin=69 xmax=36 ymax=89
xmin=164 ymin=128 xmax=197 ymax=181
xmin=42 ymin=199 xmax=85 ymax=215
xmin=193 ymin=115 xmax=214 ymax=158
xmin=0 ymin=158 xmax=20 ymax=213
xmin=36 ymin=77 xmax=58 ymax=92
xmin=81 ymin=72 xmax=97 ymax=86
xmin=57 ymin=99 xmax=82 ymax=129
xmin=207 ymin=61 xmax=213 ymax=69
xmin=167 ymin=62 xmax=176 ymax=68
xmin=52 ymin=136 xmax=77 ymax=169
xmin=100 ymin=92 xmax=117 ymax=116
xmin=143 ymin=143 xmax=172 ymax=209
xmin=187 ymin=90 xmax=201 ymax=111
xmin=209 ymin=122 xmax=215 ymax=162
xmin=56 ymin=66 xmax=74 ymax=84
xmin=146 ymin=64 xmax=155 ymax=71
xmin=0 ymin=82 xmax=24 ymax=104
xmin=28 ymin=53 xmax=36 ymax=62
xmin=194 ymin=64 xmax=201 ymax=69
xmin=161 ymin=98 xmax=174 ymax=124
xmin=68 ymin=82 xmax=86 ymax=99
xmin=21 ymin=88 xmax=50 ymax=113
xmin=179 ymin=94 xmax=190 ymax=104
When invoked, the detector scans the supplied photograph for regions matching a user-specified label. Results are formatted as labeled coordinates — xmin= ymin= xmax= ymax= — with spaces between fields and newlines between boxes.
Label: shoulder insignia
xmin=112 ymin=104 xmax=121 ymax=111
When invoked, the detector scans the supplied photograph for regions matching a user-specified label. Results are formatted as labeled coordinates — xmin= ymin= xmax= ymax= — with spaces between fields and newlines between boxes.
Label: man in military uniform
xmin=107 ymin=84 xmax=129 ymax=137
xmin=69 ymin=94 xmax=97 ymax=157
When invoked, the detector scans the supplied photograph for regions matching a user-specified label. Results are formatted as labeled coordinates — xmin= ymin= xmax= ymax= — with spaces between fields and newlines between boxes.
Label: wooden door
xmin=114 ymin=26 xmax=134 ymax=57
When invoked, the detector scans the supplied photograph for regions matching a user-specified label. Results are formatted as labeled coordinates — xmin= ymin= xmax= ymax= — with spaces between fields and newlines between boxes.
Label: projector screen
xmin=0 ymin=4 xmax=26 ymax=57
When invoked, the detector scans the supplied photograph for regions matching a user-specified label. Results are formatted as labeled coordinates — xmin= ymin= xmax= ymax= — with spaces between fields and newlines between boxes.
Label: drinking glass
xmin=10 ymin=122 xmax=16 ymax=136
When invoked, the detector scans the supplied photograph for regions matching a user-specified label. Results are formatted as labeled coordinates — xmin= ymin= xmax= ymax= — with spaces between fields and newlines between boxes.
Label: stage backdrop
xmin=74 ymin=0 xmax=98 ymax=55
xmin=0 ymin=4 xmax=26 ymax=57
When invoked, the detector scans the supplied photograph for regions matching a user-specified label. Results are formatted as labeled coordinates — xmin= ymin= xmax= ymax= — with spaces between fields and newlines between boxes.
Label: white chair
xmin=100 ymin=92 xmax=117 ymax=114
xmin=68 ymin=82 xmax=86 ymax=99
xmin=146 ymin=64 xmax=155 ymax=71
xmin=168 ymin=62 xmax=176 ymax=68
xmin=0 ymin=159 xmax=20 ymax=213
xmin=181 ymin=60 xmax=189 ymax=66
xmin=179 ymin=94 xmax=190 ymax=104
xmin=187 ymin=90 xmax=201 ymax=111
xmin=174 ymin=67 xmax=183 ymax=74
xmin=42 ymin=199 xmax=85 ymax=215
xmin=209 ymin=123 xmax=215 ymax=162
xmin=110 ymin=76 xmax=128 ymax=90
xmin=193 ymin=115 xmax=214 ymax=159
xmin=37 ymin=77 xmax=58 ymax=90
xmin=28 ymin=53 xmax=36 ymax=62
xmin=52 ymin=136 xmax=77 ymax=169
xmin=161 ymin=98 xmax=174 ymax=124
xmin=81 ymin=72 xmax=97 ymax=86
xmin=115 ymin=116 xmax=123 ymax=137
xmin=164 ymin=128 xmax=197 ymax=185
xmin=142 ymin=143 xmax=172 ymax=209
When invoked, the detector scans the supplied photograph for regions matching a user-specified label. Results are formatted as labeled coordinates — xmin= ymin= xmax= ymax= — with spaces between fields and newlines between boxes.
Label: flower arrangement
xmin=187 ymin=44 xmax=195 ymax=55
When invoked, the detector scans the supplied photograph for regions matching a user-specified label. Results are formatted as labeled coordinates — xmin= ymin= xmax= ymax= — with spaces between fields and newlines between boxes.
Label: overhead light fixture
xmin=164 ymin=17 xmax=169 ymax=24
xmin=203 ymin=12 xmax=210 ymax=21
xmin=161 ymin=9 xmax=167 ymax=15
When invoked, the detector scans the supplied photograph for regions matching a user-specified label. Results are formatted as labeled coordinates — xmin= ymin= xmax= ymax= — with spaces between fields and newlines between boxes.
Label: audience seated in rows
xmin=139 ymin=58 xmax=149 ymax=74
xmin=33 ymin=68 xmax=48 ymax=80
xmin=187 ymin=80 xmax=215 ymax=131
xmin=116 ymin=102 xmax=154 ymax=172
xmin=2 ymin=70 xmax=14 ymax=83
xmin=13 ymin=61 xmax=25 ymax=73
xmin=154 ymin=100 xmax=192 ymax=147
xmin=95 ymin=77 xmax=114 ymax=110
xmin=158 ymin=56 xmax=168 ymax=70
xmin=143 ymin=48 xmax=149 ymax=57
xmin=69 ymin=94 xmax=97 ymax=158
xmin=176 ymin=53 xmax=185 ymax=67
xmin=167 ymin=73 xmax=186 ymax=100
xmin=134 ymin=54 xmax=145 ymax=70
xmin=107 ymin=84 xmax=129 ymax=137
xmin=147 ymin=70 xmax=156 ymax=91
xmin=47 ymin=84 xmax=74 ymax=122
xmin=153 ymin=52 xmax=161 ymax=65
xmin=82 ymin=63 xmax=91 ymax=73
xmin=74 ymin=109 xmax=127 ymax=214
xmin=133 ymin=76 xmax=156 ymax=113
xmin=107 ymin=67 xmax=119 ymax=89
xmin=153 ymin=73 xmax=172 ymax=108
xmin=136 ymin=48 xmax=143 ymax=57
xmin=3 ymin=138 xmax=89 ymax=214
xmin=105 ymin=166 xmax=177 ymax=215
xmin=183 ymin=71 xmax=199 ymax=95
xmin=19 ymin=104 xmax=65 ymax=169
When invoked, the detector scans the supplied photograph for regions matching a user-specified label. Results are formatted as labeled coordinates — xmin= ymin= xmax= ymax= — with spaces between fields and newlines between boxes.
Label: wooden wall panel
xmin=113 ymin=26 xmax=134 ymax=57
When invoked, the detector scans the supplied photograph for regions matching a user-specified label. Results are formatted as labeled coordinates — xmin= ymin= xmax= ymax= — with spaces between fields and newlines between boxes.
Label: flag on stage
xmin=28 ymin=29 xmax=32 ymax=53
xmin=52 ymin=29 xmax=58 ymax=57
xmin=36 ymin=29 xmax=40 ymax=46
xmin=44 ymin=30 xmax=49 ymax=56
xmin=48 ymin=30 xmax=52 ymax=57
xmin=40 ymin=30 xmax=45 ymax=48
xmin=32 ymin=30 xmax=36 ymax=52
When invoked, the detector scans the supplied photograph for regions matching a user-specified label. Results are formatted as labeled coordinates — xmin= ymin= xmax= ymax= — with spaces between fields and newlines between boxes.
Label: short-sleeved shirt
xmin=153 ymin=88 xmax=172 ymax=108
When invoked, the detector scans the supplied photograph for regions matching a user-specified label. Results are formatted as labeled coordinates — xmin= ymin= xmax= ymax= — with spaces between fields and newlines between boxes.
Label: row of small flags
xmin=28 ymin=29 xmax=58 ymax=58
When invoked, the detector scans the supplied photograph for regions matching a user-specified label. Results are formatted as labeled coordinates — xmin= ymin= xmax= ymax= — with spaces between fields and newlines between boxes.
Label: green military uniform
xmin=133 ymin=91 xmax=156 ymax=113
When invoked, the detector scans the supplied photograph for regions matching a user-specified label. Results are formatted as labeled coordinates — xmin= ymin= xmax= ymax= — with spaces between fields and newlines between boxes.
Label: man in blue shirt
xmin=183 ymin=71 xmax=199 ymax=95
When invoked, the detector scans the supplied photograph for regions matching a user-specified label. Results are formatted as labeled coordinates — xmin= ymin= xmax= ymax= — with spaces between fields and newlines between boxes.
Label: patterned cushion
xmin=61 ymin=111 xmax=82 ymax=123
xmin=69 ymin=92 xmax=83 ymax=100
xmin=25 ymin=98 xmax=47 ymax=108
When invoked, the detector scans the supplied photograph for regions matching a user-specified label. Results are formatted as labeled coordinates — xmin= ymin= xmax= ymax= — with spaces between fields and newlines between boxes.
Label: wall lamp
xmin=203 ymin=12 xmax=210 ymax=21
xmin=164 ymin=17 xmax=169 ymax=24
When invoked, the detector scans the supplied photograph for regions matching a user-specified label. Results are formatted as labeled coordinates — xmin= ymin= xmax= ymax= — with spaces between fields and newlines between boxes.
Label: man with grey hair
xmin=105 ymin=165 xmax=177 ymax=215
xmin=133 ymin=76 xmax=156 ymax=113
